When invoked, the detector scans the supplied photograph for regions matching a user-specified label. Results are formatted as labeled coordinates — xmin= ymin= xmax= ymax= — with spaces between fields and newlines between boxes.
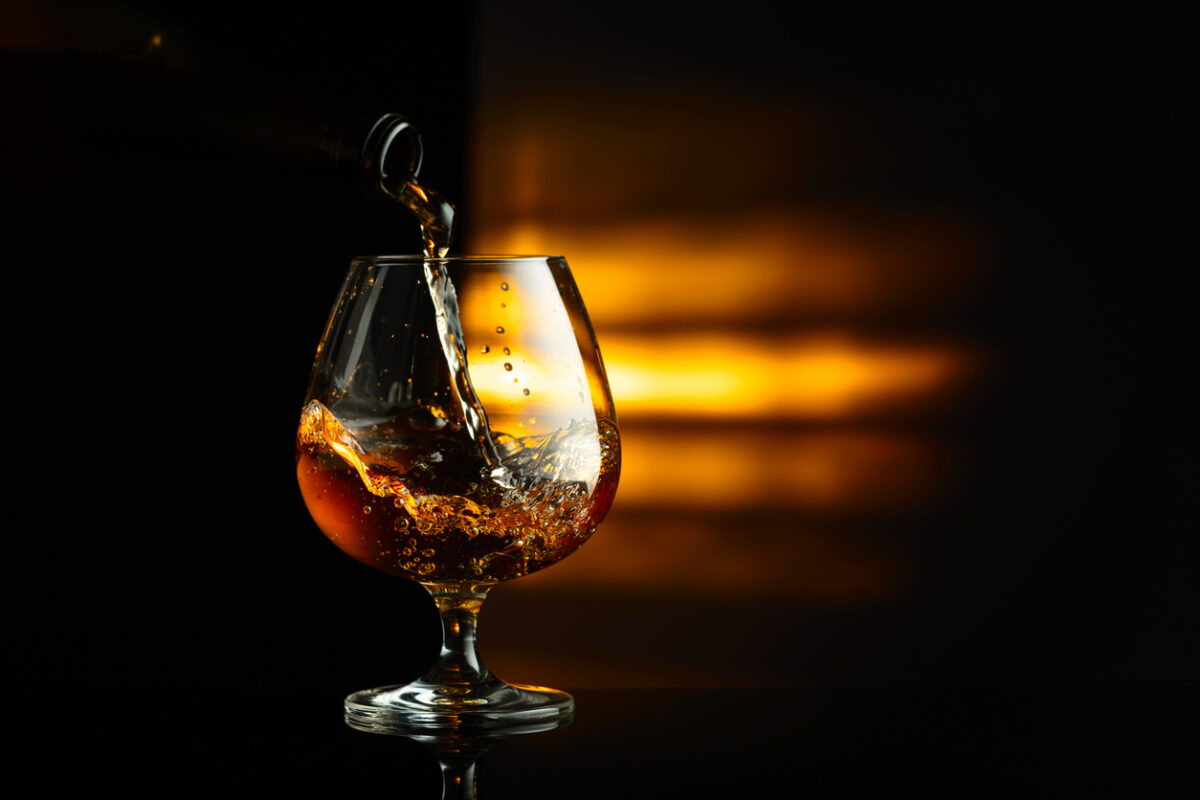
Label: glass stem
xmin=421 ymin=583 xmax=496 ymax=689
xmin=438 ymin=757 xmax=479 ymax=800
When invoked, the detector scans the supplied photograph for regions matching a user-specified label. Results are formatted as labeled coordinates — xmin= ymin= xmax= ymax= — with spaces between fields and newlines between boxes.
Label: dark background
xmin=2 ymin=0 xmax=1193 ymax=701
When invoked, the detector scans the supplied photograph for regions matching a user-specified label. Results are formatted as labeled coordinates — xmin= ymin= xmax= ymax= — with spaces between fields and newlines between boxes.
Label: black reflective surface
xmin=18 ymin=688 xmax=1193 ymax=795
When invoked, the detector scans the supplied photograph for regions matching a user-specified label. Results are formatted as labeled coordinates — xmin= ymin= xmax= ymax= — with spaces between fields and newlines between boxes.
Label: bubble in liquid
xmin=480 ymin=344 xmax=490 ymax=354
xmin=503 ymin=346 xmax=511 ymax=356
xmin=362 ymin=506 xmax=372 ymax=515
xmin=496 ymin=326 xmax=505 ymax=334
xmin=500 ymin=282 xmax=509 ymax=291
xmin=409 ymin=405 xmax=448 ymax=431
xmin=418 ymin=562 xmax=436 ymax=576
xmin=393 ymin=516 xmax=410 ymax=532
xmin=504 ymin=362 xmax=513 ymax=371
xmin=523 ymin=388 xmax=531 ymax=396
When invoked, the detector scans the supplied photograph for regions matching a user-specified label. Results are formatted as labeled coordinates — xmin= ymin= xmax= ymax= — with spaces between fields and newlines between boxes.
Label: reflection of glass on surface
xmin=364 ymin=715 xmax=571 ymax=800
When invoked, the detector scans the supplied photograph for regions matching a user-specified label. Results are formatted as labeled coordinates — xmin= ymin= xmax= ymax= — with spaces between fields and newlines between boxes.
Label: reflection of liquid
xmin=351 ymin=713 xmax=572 ymax=800
xmin=296 ymin=399 xmax=620 ymax=582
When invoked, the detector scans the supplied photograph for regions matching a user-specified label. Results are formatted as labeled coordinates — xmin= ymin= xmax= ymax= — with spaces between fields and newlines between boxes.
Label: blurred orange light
xmin=616 ymin=428 xmax=947 ymax=512
xmin=475 ymin=212 xmax=980 ymax=322
xmin=602 ymin=332 xmax=972 ymax=421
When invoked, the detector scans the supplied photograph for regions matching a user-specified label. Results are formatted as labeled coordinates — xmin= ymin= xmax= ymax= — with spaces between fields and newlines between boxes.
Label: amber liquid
xmin=296 ymin=401 xmax=619 ymax=582
xmin=296 ymin=172 xmax=620 ymax=583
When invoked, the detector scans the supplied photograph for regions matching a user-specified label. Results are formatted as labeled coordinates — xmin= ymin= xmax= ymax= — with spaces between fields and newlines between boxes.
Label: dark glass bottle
xmin=1 ymin=3 xmax=429 ymax=197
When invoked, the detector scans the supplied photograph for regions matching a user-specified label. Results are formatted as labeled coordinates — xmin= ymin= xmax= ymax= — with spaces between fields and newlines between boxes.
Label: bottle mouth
xmin=367 ymin=114 xmax=424 ymax=183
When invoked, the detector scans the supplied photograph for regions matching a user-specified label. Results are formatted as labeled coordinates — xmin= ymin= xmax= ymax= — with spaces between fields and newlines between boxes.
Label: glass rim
xmin=352 ymin=254 xmax=566 ymax=263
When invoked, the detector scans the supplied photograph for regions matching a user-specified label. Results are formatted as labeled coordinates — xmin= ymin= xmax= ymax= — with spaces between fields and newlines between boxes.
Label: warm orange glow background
xmin=465 ymin=21 xmax=990 ymax=686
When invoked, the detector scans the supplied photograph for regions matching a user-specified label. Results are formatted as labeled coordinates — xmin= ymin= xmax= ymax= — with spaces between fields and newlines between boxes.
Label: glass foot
xmin=345 ymin=679 xmax=574 ymax=734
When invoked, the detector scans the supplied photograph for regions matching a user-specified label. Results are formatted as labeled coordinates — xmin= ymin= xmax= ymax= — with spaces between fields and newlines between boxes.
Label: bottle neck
xmin=321 ymin=112 xmax=424 ymax=200
xmin=1 ymin=35 xmax=424 ymax=195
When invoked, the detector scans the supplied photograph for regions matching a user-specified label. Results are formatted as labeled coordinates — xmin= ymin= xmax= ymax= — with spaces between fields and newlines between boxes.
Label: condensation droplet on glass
xmin=504 ymin=362 xmax=513 ymax=371
xmin=523 ymin=388 xmax=531 ymax=396
xmin=495 ymin=325 xmax=505 ymax=334
xmin=500 ymin=282 xmax=509 ymax=291
xmin=480 ymin=345 xmax=490 ymax=354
